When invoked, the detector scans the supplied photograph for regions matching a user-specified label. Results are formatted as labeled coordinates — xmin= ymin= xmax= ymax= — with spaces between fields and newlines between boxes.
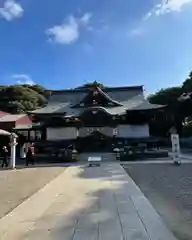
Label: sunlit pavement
xmin=0 ymin=163 xmax=178 ymax=240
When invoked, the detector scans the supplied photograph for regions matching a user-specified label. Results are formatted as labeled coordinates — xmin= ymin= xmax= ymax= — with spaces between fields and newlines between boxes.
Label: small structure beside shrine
xmin=0 ymin=114 xmax=32 ymax=132
xmin=14 ymin=84 xmax=166 ymax=155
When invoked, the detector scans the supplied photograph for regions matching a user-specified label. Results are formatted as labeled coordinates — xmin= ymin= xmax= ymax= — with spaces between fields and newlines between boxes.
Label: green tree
xmin=0 ymin=84 xmax=48 ymax=114
xmin=148 ymin=87 xmax=182 ymax=107
xmin=182 ymin=71 xmax=192 ymax=92
xmin=148 ymin=76 xmax=192 ymax=136
xmin=6 ymin=101 xmax=25 ymax=114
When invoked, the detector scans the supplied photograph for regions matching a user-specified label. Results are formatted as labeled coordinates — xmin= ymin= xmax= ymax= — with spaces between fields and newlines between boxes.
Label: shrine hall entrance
xmin=77 ymin=131 xmax=114 ymax=152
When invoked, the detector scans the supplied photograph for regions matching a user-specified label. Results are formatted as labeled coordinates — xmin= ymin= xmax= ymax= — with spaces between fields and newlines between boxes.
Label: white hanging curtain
xmin=79 ymin=127 xmax=113 ymax=137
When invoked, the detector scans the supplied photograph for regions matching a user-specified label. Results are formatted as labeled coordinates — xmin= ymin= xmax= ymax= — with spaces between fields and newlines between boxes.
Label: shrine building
xmin=15 ymin=84 xmax=164 ymax=152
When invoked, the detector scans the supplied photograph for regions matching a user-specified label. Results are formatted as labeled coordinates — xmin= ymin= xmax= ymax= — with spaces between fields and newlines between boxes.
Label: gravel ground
xmin=0 ymin=166 xmax=66 ymax=219
xmin=123 ymin=163 xmax=192 ymax=240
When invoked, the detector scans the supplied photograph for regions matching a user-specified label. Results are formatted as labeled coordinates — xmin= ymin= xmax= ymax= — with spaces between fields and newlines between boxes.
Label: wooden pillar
xmin=28 ymin=131 xmax=30 ymax=142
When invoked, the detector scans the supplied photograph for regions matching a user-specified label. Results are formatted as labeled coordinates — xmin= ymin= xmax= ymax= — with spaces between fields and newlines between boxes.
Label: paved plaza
xmin=0 ymin=163 xmax=177 ymax=240
xmin=0 ymin=166 xmax=65 ymax=218
xmin=124 ymin=163 xmax=192 ymax=240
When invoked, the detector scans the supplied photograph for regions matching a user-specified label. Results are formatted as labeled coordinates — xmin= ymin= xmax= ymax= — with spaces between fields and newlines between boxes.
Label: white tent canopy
xmin=0 ymin=129 xmax=17 ymax=137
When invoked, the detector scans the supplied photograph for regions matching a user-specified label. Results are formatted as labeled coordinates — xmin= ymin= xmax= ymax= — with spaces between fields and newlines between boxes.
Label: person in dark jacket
xmin=26 ymin=143 xmax=35 ymax=166
xmin=1 ymin=146 xmax=9 ymax=168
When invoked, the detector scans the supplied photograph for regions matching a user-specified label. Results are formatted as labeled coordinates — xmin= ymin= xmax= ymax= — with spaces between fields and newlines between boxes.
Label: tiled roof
xmin=120 ymin=95 xmax=164 ymax=111
xmin=127 ymin=101 xmax=164 ymax=111
xmin=30 ymin=103 xmax=70 ymax=114
xmin=0 ymin=114 xmax=26 ymax=122
xmin=30 ymin=95 xmax=164 ymax=116
xmin=0 ymin=129 xmax=11 ymax=135
xmin=48 ymin=85 xmax=143 ymax=93
xmin=14 ymin=123 xmax=42 ymax=130
xmin=0 ymin=111 xmax=9 ymax=117
xmin=0 ymin=129 xmax=17 ymax=137
xmin=73 ymin=86 xmax=123 ymax=108
xmin=48 ymin=86 xmax=143 ymax=103
xmin=80 ymin=106 xmax=126 ymax=116
xmin=30 ymin=85 xmax=164 ymax=116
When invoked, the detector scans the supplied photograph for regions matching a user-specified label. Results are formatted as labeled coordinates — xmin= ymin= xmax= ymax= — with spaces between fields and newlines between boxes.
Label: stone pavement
xmin=0 ymin=163 xmax=178 ymax=240
xmin=179 ymin=153 xmax=192 ymax=160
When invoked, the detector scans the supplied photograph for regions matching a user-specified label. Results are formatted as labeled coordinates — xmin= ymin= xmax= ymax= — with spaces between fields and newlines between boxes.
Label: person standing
xmin=26 ymin=143 xmax=35 ymax=166
xmin=1 ymin=146 xmax=9 ymax=168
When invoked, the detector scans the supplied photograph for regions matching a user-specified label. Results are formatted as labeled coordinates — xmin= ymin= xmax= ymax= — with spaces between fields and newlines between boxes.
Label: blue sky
xmin=0 ymin=0 xmax=192 ymax=93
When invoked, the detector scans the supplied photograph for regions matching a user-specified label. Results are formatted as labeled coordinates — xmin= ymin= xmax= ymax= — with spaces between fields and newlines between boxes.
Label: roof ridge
xmin=48 ymin=85 xmax=143 ymax=93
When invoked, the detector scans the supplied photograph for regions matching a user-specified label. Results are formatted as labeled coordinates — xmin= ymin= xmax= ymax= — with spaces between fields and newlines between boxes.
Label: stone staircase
xmin=78 ymin=152 xmax=117 ymax=162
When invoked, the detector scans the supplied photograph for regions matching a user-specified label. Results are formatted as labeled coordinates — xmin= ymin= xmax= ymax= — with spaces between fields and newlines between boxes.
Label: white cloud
xmin=145 ymin=0 xmax=192 ymax=19
xmin=46 ymin=16 xmax=79 ymax=45
xmin=129 ymin=27 xmax=144 ymax=37
xmin=143 ymin=12 xmax=152 ymax=21
xmin=80 ymin=13 xmax=92 ymax=24
xmin=0 ymin=0 xmax=23 ymax=21
xmin=46 ymin=13 xmax=92 ymax=45
xmin=12 ymin=74 xmax=35 ymax=85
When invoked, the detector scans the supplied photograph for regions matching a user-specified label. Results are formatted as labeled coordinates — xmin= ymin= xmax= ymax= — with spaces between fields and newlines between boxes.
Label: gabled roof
xmin=30 ymin=84 xmax=164 ymax=116
xmin=81 ymin=106 xmax=126 ymax=116
xmin=13 ymin=122 xmax=42 ymax=130
xmin=48 ymin=85 xmax=143 ymax=103
xmin=30 ymin=95 xmax=164 ymax=116
xmin=72 ymin=86 xmax=123 ymax=108
xmin=0 ymin=114 xmax=26 ymax=122
xmin=0 ymin=129 xmax=12 ymax=136
xmin=30 ymin=103 xmax=69 ymax=115
xmin=120 ymin=95 xmax=164 ymax=111
xmin=0 ymin=111 xmax=10 ymax=118
xmin=49 ymin=85 xmax=143 ymax=94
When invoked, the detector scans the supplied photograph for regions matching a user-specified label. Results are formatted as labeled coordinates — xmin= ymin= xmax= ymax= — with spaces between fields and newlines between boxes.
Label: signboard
xmin=88 ymin=156 xmax=101 ymax=167
xmin=88 ymin=156 xmax=102 ymax=162
xmin=171 ymin=134 xmax=181 ymax=163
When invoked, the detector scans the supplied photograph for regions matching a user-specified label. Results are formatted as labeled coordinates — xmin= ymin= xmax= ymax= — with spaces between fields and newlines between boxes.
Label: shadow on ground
xmin=22 ymin=164 xmax=149 ymax=240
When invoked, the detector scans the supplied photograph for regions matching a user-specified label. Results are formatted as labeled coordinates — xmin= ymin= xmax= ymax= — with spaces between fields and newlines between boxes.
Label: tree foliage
xmin=148 ymin=87 xmax=182 ymax=107
xmin=182 ymin=72 xmax=192 ymax=92
xmin=0 ymin=85 xmax=49 ymax=114
xmin=149 ymin=71 xmax=192 ymax=136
